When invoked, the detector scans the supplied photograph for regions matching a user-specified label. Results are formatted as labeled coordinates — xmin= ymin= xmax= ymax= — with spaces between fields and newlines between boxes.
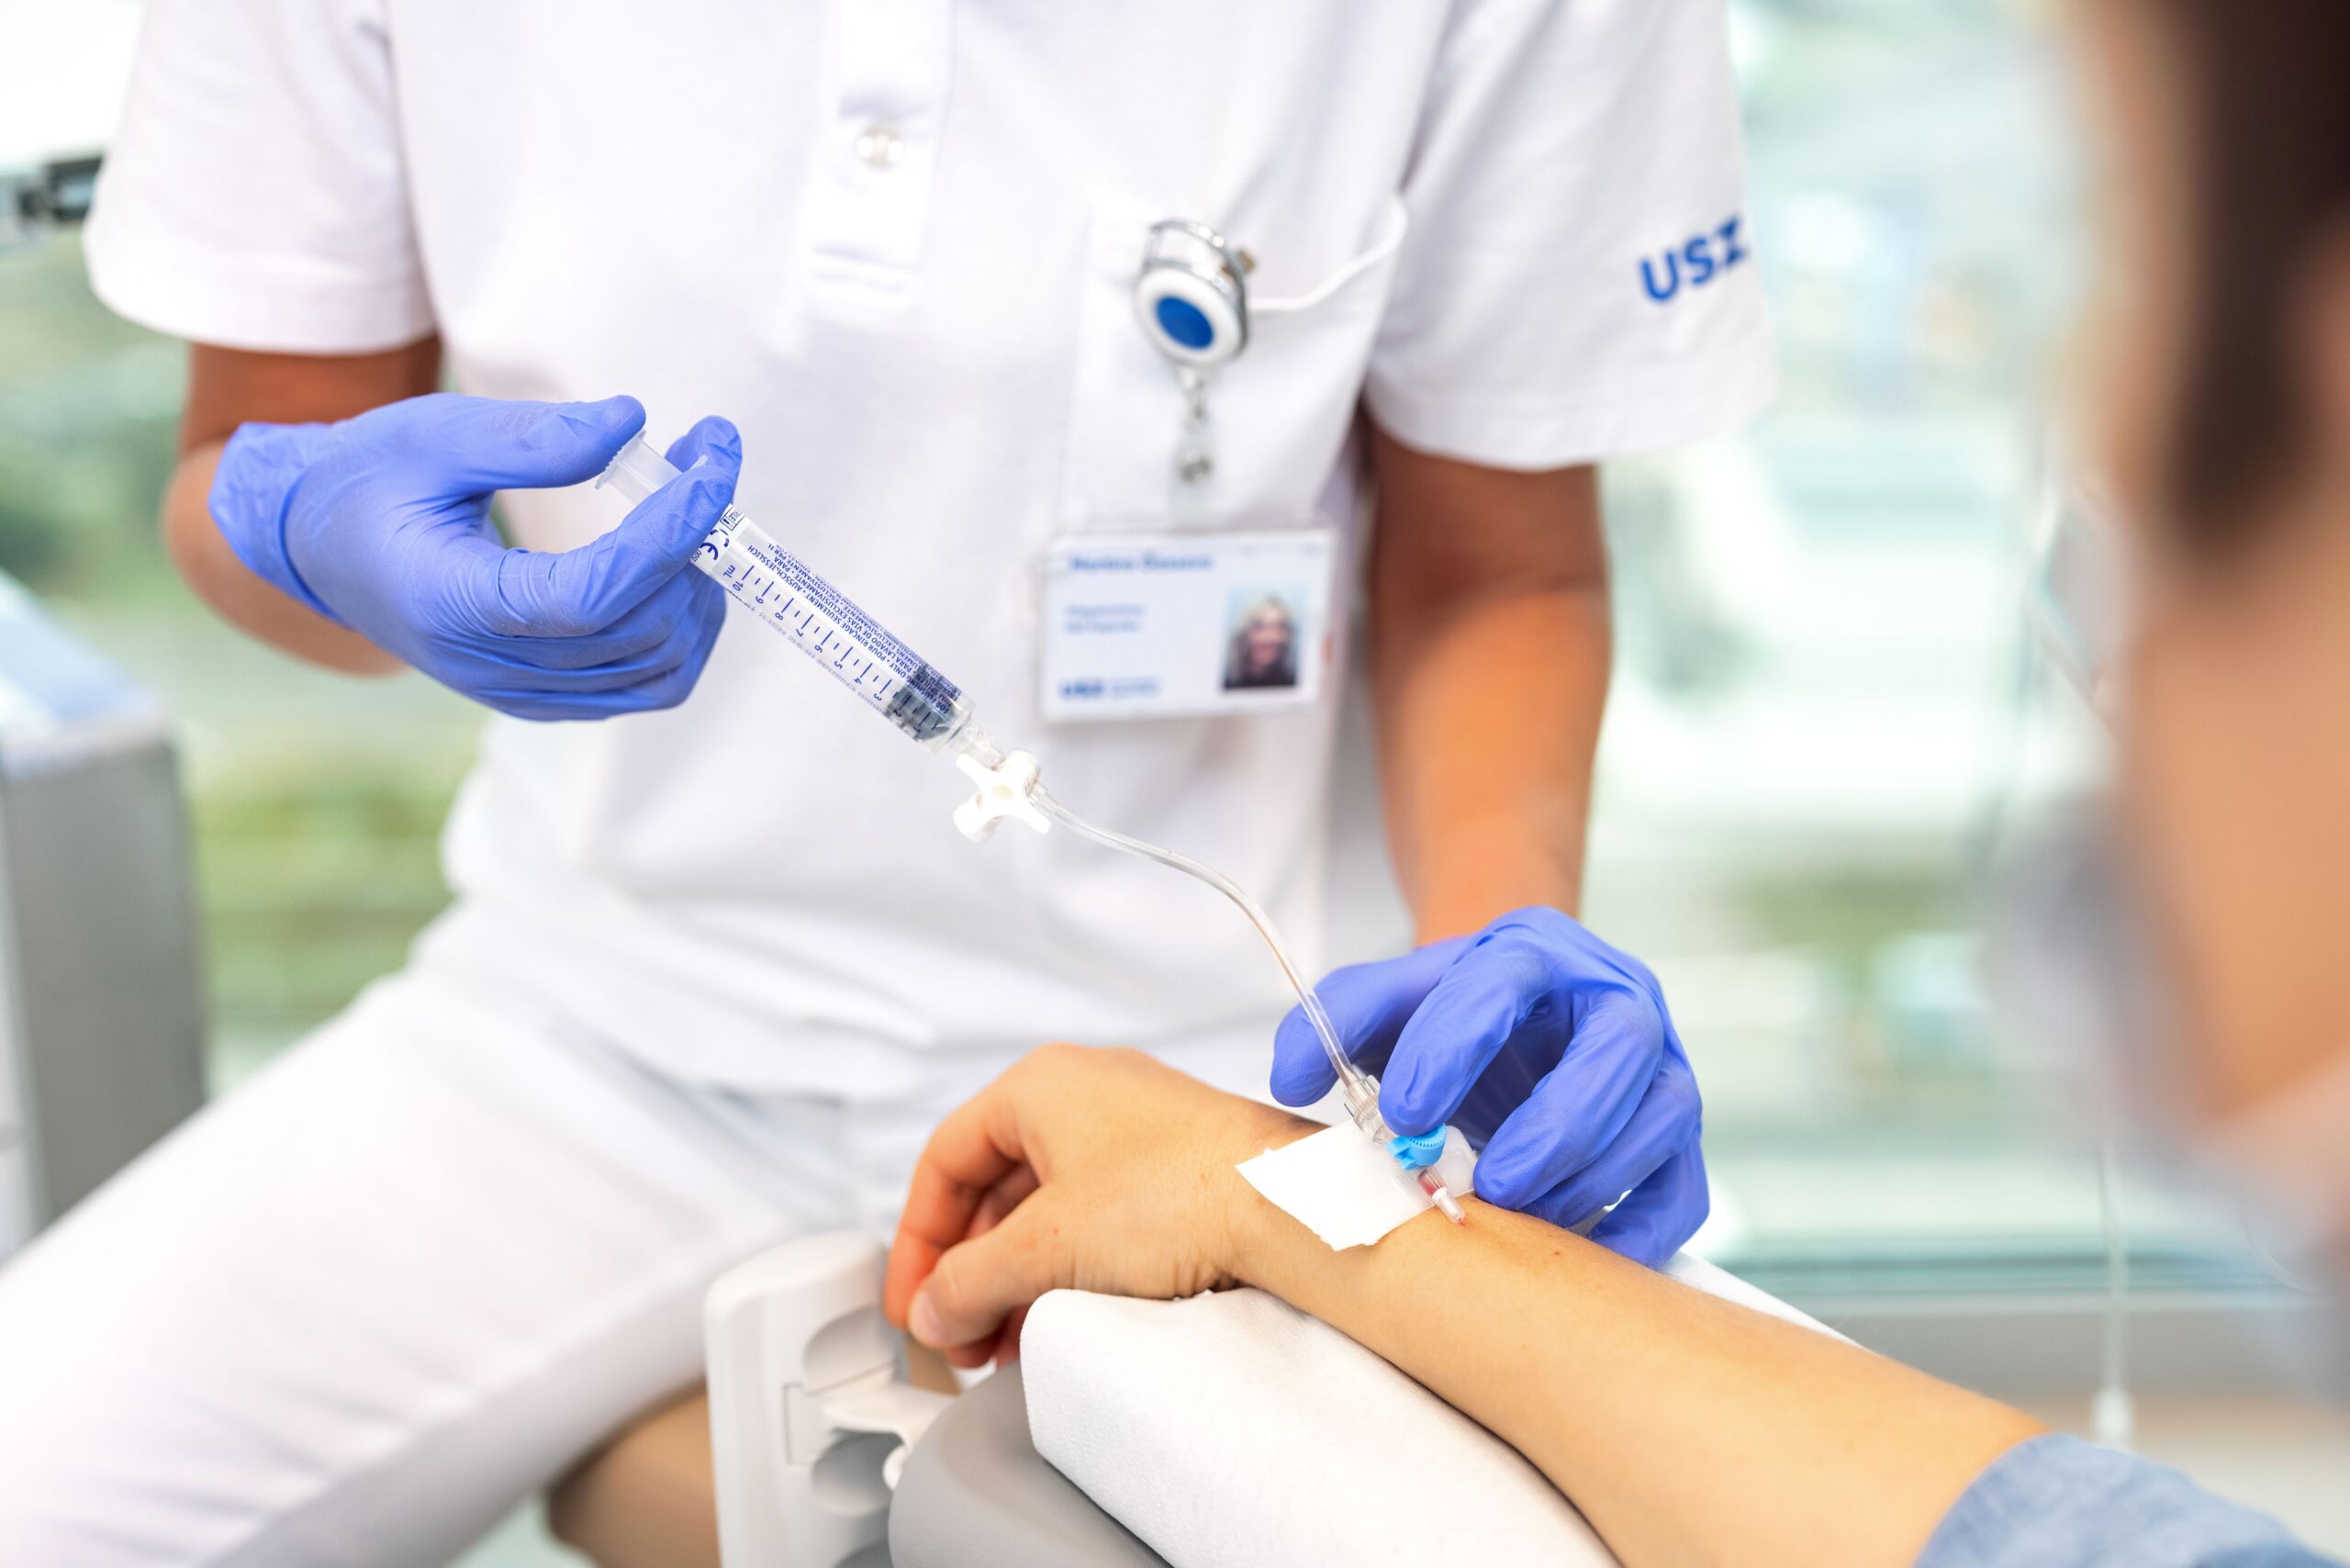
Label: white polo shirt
xmin=86 ymin=0 xmax=1775 ymax=1097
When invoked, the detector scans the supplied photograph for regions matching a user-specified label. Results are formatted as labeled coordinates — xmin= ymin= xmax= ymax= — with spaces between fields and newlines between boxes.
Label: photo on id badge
xmin=1222 ymin=587 xmax=1304 ymax=692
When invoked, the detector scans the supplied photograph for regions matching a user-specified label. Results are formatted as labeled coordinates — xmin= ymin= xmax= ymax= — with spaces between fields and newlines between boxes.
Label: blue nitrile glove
xmin=209 ymin=392 xmax=738 ymax=721
xmin=1270 ymin=906 xmax=1705 ymax=1267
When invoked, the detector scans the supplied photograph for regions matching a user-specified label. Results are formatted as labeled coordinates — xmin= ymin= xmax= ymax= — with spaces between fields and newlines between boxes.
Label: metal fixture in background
xmin=0 ymin=575 xmax=207 ymax=1259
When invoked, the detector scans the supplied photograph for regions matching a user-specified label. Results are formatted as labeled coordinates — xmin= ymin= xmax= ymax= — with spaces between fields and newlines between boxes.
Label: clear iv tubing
xmin=1030 ymin=790 xmax=1466 ymax=1224
xmin=597 ymin=431 xmax=1464 ymax=1223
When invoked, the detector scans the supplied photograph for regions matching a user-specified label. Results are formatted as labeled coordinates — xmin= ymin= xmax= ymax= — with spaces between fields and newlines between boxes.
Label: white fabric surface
xmin=1025 ymin=1286 xmax=1606 ymax=1567
xmin=0 ymin=953 xmax=981 ymax=1568
xmin=1023 ymin=1262 xmax=1839 ymax=1568
xmin=84 ymin=0 xmax=1774 ymax=1098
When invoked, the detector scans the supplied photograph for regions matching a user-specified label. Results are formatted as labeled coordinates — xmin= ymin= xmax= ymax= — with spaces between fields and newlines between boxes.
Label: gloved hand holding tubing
xmin=207 ymin=392 xmax=738 ymax=720
xmin=1270 ymin=905 xmax=1706 ymax=1267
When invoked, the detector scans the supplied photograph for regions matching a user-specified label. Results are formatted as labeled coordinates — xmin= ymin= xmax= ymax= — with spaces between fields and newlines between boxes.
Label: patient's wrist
xmin=1205 ymin=1104 xmax=1316 ymax=1285
xmin=1220 ymin=1140 xmax=1491 ymax=1303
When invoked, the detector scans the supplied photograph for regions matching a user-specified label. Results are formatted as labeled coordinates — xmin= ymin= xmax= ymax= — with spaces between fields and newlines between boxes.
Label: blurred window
xmin=1590 ymin=1 xmax=2274 ymax=1300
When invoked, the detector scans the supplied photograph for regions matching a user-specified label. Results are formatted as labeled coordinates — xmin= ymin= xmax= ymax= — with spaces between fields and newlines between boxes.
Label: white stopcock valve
xmin=954 ymin=749 xmax=1051 ymax=842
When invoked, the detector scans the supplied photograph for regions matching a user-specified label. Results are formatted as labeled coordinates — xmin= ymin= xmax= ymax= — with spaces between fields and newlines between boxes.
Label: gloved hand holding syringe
xmin=598 ymin=431 xmax=1467 ymax=1224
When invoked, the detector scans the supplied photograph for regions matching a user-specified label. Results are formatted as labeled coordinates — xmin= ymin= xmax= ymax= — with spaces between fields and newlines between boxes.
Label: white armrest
xmin=705 ymin=1233 xmax=953 ymax=1568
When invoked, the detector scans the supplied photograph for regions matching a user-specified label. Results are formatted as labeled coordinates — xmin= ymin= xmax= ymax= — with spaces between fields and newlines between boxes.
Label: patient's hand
xmin=884 ymin=1045 xmax=1308 ymax=1368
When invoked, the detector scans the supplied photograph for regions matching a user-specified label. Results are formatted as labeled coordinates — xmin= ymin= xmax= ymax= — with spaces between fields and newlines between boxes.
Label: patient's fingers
xmin=909 ymin=1198 xmax=1069 ymax=1357
xmin=969 ymin=1166 xmax=1042 ymax=1241
xmin=921 ymin=1168 xmax=1037 ymax=1366
xmin=884 ymin=1080 xmax=1031 ymax=1327
xmin=943 ymin=1335 xmax=1000 ymax=1371
xmin=997 ymin=1303 xmax=1034 ymax=1363
xmin=937 ymin=1297 xmax=1036 ymax=1373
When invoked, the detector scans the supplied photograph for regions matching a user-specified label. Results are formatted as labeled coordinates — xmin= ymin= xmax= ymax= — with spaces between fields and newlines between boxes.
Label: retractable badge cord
xmin=1133 ymin=218 xmax=1254 ymax=488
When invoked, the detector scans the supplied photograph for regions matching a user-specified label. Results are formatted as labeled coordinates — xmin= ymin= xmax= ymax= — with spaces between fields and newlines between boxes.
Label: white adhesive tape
xmin=1237 ymin=1125 xmax=1476 ymax=1250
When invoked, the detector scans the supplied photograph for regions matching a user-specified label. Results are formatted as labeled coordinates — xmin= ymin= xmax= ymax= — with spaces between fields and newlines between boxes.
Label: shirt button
xmin=854 ymin=124 xmax=906 ymax=170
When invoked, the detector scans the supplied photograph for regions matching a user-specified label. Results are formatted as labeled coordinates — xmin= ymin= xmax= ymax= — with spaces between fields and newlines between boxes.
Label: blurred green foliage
xmin=0 ymin=237 xmax=181 ymax=590
xmin=194 ymin=759 xmax=460 ymax=1060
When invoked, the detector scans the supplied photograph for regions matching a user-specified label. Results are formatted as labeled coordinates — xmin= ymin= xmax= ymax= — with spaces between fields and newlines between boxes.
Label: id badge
xmin=1040 ymin=523 xmax=1338 ymax=722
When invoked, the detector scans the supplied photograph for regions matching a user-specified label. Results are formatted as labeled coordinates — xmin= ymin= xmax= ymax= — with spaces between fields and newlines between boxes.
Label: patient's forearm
xmin=892 ymin=1047 xmax=2038 ymax=1562
xmin=1228 ymin=1197 xmax=2040 ymax=1568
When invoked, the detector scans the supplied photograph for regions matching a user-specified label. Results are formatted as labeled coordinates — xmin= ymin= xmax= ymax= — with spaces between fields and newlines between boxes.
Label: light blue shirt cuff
xmin=1918 ymin=1434 xmax=2333 ymax=1568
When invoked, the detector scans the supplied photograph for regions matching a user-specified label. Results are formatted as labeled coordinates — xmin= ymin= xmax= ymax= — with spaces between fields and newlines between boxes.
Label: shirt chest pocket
xmin=1060 ymin=194 xmax=1410 ymax=526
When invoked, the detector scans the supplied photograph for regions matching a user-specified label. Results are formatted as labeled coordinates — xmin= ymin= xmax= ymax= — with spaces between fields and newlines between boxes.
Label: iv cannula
xmin=1031 ymin=792 xmax=1466 ymax=1221
xmin=597 ymin=432 xmax=1465 ymax=1223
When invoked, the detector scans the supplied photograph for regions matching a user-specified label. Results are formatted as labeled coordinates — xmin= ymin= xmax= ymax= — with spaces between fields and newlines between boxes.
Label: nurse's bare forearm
xmin=1227 ymin=1193 xmax=2042 ymax=1568
xmin=1367 ymin=429 xmax=1609 ymax=938
xmin=163 ymin=337 xmax=444 ymax=675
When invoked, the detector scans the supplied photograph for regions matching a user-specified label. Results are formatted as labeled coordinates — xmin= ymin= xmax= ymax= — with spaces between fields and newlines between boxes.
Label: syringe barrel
xmin=597 ymin=432 xmax=970 ymax=747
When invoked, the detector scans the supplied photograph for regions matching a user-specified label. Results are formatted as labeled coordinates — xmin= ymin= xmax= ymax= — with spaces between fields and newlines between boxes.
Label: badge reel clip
xmin=1134 ymin=218 xmax=1254 ymax=492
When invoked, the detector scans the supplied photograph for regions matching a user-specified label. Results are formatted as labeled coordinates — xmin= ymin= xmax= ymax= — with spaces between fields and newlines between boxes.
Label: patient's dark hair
xmin=2157 ymin=1 xmax=2350 ymax=550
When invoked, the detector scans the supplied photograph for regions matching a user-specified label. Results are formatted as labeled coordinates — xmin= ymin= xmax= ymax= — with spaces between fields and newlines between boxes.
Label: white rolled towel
xmin=1021 ymin=1255 xmax=1835 ymax=1568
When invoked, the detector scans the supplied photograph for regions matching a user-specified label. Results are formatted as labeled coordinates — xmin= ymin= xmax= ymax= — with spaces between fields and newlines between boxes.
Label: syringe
xmin=598 ymin=432 xmax=1465 ymax=1223
xmin=599 ymin=435 xmax=986 ymax=755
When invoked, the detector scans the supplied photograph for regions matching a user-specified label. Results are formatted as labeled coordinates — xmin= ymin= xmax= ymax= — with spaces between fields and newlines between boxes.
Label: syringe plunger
xmin=599 ymin=432 xmax=685 ymax=507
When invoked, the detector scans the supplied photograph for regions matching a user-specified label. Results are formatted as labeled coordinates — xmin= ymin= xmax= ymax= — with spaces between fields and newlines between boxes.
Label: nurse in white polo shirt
xmin=0 ymin=0 xmax=1774 ymax=1559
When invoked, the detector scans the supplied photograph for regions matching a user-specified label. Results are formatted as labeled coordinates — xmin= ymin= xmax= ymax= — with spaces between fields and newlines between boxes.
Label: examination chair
xmin=550 ymin=1234 xmax=1169 ymax=1568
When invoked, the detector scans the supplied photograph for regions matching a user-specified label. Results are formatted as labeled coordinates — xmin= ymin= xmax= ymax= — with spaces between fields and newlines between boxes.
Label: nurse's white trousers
xmin=0 ymin=957 xmax=990 ymax=1567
